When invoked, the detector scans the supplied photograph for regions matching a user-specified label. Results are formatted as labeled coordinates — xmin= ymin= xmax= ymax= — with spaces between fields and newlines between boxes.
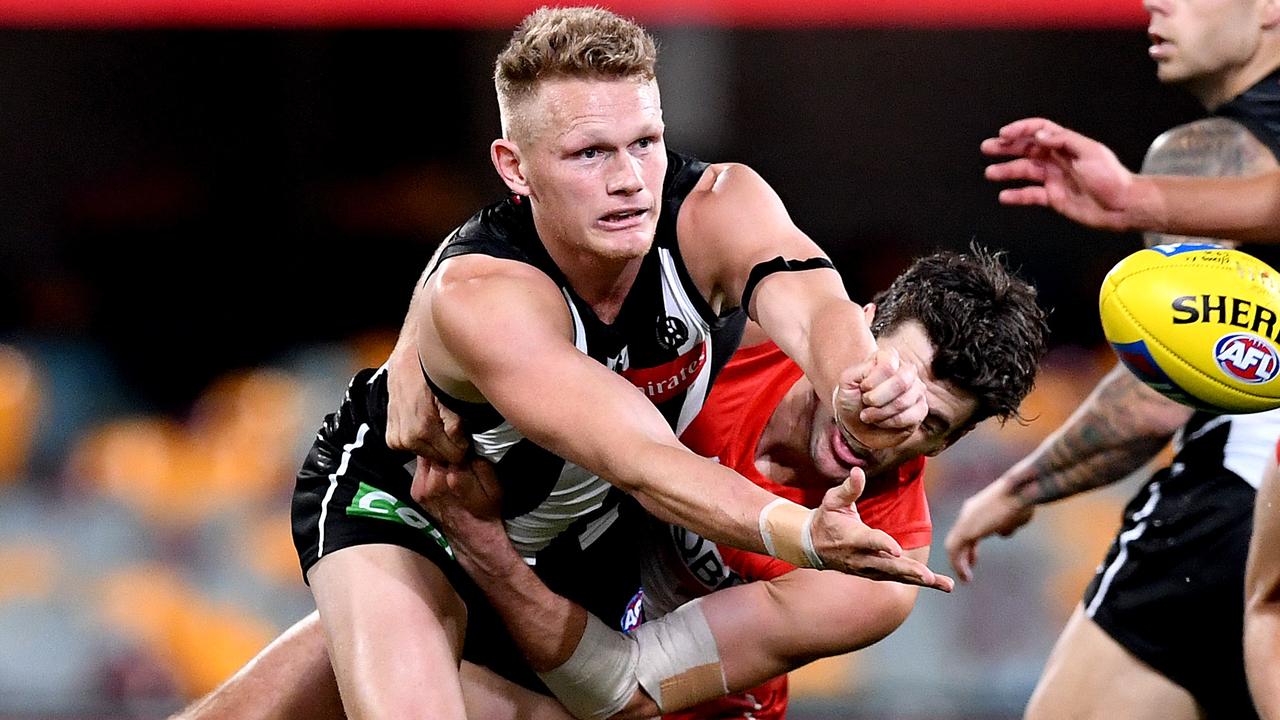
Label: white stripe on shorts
xmin=1085 ymin=480 xmax=1163 ymax=618
xmin=317 ymin=422 xmax=370 ymax=559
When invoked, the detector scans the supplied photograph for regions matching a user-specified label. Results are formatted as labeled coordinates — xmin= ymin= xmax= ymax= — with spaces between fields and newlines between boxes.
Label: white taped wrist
xmin=537 ymin=613 xmax=639 ymax=720
xmin=800 ymin=509 xmax=825 ymax=569
xmin=758 ymin=497 xmax=821 ymax=568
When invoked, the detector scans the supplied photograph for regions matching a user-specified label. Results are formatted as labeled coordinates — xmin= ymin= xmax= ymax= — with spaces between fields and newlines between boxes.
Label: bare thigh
xmin=309 ymin=544 xmax=469 ymax=720
xmin=460 ymin=661 xmax=574 ymax=720
xmin=1025 ymin=605 xmax=1204 ymax=720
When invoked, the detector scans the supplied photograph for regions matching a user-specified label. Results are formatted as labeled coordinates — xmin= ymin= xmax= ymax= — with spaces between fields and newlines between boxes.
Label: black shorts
xmin=290 ymin=367 xmax=548 ymax=687
xmin=291 ymin=367 xmax=642 ymax=691
xmin=1082 ymin=465 xmax=1258 ymax=719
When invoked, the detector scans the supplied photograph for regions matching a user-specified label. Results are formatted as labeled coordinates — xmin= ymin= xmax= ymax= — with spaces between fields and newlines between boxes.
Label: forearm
xmin=752 ymin=275 xmax=873 ymax=407
xmin=1130 ymin=172 xmax=1280 ymax=244
xmin=1006 ymin=365 xmax=1187 ymax=504
xmin=614 ymin=443 xmax=791 ymax=557
xmin=449 ymin=523 xmax=586 ymax=673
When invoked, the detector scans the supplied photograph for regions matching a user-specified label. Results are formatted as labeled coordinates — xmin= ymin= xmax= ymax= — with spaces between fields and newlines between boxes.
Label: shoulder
xmin=427 ymin=254 xmax=569 ymax=336
xmin=677 ymin=162 xmax=790 ymax=238
xmin=685 ymin=162 xmax=773 ymax=205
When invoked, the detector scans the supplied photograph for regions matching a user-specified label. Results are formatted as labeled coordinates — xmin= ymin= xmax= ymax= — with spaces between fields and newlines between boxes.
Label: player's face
xmin=1145 ymin=0 xmax=1265 ymax=85
xmin=809 ymin=321 xmax=979 ymax=483
xmin=519 ymin=77 xmax=667 ymax=263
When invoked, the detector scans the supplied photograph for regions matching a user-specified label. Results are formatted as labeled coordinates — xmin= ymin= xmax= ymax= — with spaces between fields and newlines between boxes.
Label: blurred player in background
xmin=948 ymin=1 xmax=1280 ymax=717
xmin=174 ymin=248 xmax=1048 ymax=720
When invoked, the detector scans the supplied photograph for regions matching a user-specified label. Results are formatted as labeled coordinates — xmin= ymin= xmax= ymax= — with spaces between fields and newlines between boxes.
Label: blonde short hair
xmin=495 ymin=6 xmax=658 ymax=138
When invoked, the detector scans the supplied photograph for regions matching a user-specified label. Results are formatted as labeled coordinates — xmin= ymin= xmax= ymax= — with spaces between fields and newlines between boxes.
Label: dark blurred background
xmin=0 ymin=2 xmax=1214 ymax=718
xmin=0 ymin=27 xmax=1202 ymax=411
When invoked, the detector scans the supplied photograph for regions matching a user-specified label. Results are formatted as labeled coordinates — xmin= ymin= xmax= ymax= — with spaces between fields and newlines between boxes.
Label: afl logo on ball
xmin=656 ymin=315 xmax=689 ymax=351
xmin=1214 ymin=333 xmax=1280 ymax=384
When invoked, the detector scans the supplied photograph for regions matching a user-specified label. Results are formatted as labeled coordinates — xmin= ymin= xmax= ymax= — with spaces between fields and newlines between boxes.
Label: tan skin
xmin=982 ymin=118 xmax=1280 ymax=242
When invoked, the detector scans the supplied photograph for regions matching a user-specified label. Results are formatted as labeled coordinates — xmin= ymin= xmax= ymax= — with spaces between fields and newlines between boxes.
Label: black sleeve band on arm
xmin=740 ymin=256 xmax=836 ymax=318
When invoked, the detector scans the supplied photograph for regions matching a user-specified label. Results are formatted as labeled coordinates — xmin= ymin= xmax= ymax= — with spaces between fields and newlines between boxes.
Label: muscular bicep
xmin=426 ymin=260 xmax=684 ymax=481
xmin=678 ymin=164 xmax=838 ymax=317
xmin=701 ymin=547 xmax=924 ymax=691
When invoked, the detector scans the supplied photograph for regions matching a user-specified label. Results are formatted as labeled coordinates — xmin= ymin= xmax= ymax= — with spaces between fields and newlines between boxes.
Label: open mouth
xmin=830 ymin=424 xmax=868 ymax=469
xmin=1148 ymin=31 xmax=1173 ymax=58
xmin=600 ymin=208 xmax=648 ymax=224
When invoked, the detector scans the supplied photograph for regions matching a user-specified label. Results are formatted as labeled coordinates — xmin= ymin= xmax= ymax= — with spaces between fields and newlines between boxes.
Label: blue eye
xmin=636 ymin=138 xmax=651 ymax=149
xmin=580 ymin=148 xmax=600 ymax=159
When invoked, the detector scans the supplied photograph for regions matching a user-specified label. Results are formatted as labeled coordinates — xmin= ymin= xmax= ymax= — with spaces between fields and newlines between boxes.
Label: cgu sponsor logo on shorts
xmin=346 ymin=482 xmax=454 ymax=558
xmin=1171 ymin=295 xmax=1280 ymax=340
xmin=1215 ymin=333 xmax=1280 ymax=384
xmin=620 ymin=342 xmax=707 ymax=400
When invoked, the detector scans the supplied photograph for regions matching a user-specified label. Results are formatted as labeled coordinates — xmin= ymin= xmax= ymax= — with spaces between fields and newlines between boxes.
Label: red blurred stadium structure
xmin=0 ymin=0 xmax=1145 ymax=29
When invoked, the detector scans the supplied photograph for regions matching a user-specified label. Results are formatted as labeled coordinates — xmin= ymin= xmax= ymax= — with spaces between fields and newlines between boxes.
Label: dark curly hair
xmin=870 ymin=245 xmax=1049 ymax=424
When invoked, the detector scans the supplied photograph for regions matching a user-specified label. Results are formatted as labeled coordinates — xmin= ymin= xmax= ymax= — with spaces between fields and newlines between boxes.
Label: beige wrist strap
xmin=758 ymin=498 xmax=824 ymax=569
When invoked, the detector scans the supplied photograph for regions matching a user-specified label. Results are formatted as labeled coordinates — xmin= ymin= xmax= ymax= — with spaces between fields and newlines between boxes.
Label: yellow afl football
xmin=1099 ymin=243 xmax=1280 ymax=414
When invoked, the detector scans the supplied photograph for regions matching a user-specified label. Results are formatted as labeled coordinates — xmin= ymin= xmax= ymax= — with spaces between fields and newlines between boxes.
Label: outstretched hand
xmin=809 ymin=467 xmax=954 ymax=592
xmin=982 ymin=117 xmax=1139 ymax=232
xmin=944 ymin=477 xmax=1036 ymax=583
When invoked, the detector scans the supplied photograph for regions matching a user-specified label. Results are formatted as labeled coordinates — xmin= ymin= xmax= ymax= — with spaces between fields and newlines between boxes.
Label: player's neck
xmin=544 ymin=244 xmax=645 ymax=324
xmin=1188 ymin=51 xmax=1280 ymax=111
xmin=754 ymin=377 xmax=825 ymax=488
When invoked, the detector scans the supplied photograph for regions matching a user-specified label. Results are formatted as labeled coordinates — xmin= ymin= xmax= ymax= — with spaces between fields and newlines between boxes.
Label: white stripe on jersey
xmin=1221 ymin=408 xmax=1280 ymax=489
xmin=562 ymin=287 xmax=588 ymax=351
xmin=471 ymin=420 xmax=522 ymax=463
xmin=505 ymin=463 xmax=613 ymax=555
xmin=318 ymin=422 xmax=370 ymax=559
xmin=656 ymin=247 xmax=715 ymax=434
xmin=1085 ymin=480 xmax=1163 ymax=618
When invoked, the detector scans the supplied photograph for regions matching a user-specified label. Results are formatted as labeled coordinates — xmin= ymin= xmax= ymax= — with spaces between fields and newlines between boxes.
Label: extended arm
xmin=983 ymin=118 xmax=1280 ymax=242
xmin=945 ymin=364 xmax=1191 ymax=581
xmin=678 ymin=165 xmax=926 ymax=449
xmin=419 ymin=256 xmax=948 ymax=585
xmin=1246 ymin=452 xmax=1280 ymax=720
xmin=418 ymin=462 xmax=920 ymax=720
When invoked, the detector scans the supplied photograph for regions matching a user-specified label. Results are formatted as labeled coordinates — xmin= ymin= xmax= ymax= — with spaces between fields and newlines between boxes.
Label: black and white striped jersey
xmin=425 ymin=151 xmax=747 ymax=567
xmin=1170 ymin=409 xmax=1280 ymax=489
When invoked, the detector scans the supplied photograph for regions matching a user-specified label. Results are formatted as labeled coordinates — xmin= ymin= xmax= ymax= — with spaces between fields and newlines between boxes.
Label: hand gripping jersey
xmin=645 ymin=340 xmax=932 ymax=720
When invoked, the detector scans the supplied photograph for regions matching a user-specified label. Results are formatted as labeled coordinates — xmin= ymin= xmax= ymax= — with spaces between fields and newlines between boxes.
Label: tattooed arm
xmin=945 ymin=365 xmax=1191 ymax=581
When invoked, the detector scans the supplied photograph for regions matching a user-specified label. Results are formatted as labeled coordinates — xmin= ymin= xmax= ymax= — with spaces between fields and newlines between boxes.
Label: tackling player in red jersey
xmin=173 ymin=247 xmax=1047 ymax=720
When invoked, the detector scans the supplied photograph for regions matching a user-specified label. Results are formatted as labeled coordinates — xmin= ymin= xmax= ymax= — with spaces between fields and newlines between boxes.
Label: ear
xmin=491 ymin=139 xmax=532 ymax=197
xmin=863 ymin=302 xmax=877 ymax=326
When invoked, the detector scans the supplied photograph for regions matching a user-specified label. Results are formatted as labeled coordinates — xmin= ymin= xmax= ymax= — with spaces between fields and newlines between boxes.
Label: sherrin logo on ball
xmin=1098 ymin=243 xmax=1280 ymax=414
